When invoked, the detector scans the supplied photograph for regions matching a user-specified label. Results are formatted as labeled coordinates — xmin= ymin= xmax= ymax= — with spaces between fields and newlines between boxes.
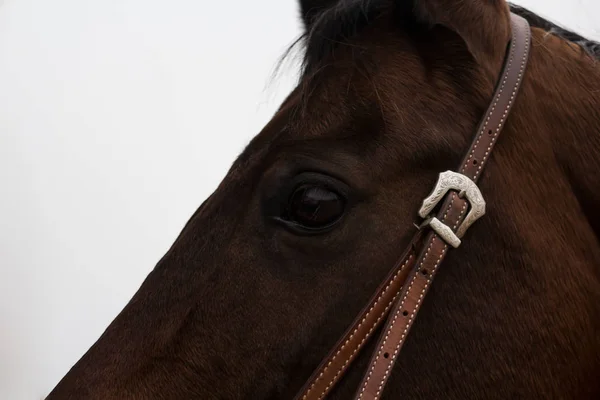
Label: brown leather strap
xmin=295 ymin=12 xmax=531 ymax=400
xmin=293 ymin=234 xmax=422 ymax=400
xmin=353 ymin=13 xmax=531 ymax=400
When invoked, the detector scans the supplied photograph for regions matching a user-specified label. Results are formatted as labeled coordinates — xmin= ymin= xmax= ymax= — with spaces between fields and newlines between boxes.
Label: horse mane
xmin=509 ymin=5 xmax=600 ymax=58
xmin=292 ymin=1 xmax=599 ymax=78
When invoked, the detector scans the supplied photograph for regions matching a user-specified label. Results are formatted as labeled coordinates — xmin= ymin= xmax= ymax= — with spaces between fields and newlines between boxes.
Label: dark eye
xmin=285 ymin=185 xmax=345 ymax=230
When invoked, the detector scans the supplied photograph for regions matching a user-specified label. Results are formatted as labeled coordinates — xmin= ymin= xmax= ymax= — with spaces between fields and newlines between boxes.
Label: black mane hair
xmin=510 ymin=4 xmax=600 ymax=57
xmin=295 ymin=1 xmax=599 ymax=77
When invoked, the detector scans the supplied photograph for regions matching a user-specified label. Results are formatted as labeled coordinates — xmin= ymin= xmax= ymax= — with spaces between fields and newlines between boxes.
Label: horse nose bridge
xmin=46 ymin=182 xmax=256 ymax=398
xmin=46 ymin=267 xmax=234 ymax=399
xmin=171 ymin=191 xmax=249 ymax=259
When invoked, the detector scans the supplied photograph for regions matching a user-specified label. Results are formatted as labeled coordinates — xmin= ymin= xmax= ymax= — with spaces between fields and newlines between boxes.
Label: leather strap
xmin=294 ymin=235 xmax=422 ymax=400
xmin=296 ymin=12 xmax=531 ymax=400
xmin=354 ymin=13 xmax=531 ymax=400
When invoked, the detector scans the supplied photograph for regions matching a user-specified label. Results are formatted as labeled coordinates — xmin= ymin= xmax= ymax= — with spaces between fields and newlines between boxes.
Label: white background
xmin=0 ymin=1 xmax=598 ymax=399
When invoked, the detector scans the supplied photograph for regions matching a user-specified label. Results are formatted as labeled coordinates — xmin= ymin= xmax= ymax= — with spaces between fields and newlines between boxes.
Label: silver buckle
xmin=417 ymin=171 xmax=486 ymax=248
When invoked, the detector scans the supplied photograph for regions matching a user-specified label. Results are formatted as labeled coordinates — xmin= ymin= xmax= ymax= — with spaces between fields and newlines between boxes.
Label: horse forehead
xmin=239 ymin=52 xmax=408 ymax=165
xmin=284 ymin=83 xmax=381 ymax=140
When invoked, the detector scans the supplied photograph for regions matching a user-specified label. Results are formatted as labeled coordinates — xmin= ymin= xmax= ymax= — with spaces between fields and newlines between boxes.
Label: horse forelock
xmin=286 ymin=1 xmax=599 ymax=87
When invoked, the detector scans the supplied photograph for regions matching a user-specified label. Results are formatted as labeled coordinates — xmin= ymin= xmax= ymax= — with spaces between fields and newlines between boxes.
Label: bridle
xmin=295 ymin=12 xmax=532 ymax=400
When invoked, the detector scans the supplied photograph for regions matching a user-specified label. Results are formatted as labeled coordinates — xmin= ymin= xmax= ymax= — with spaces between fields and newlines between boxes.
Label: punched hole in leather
xmin=296 ymin=12 xmax=531 ymax=400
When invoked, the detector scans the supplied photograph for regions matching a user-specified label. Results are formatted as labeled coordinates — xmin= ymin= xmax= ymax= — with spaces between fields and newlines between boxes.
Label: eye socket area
xmin=266 ymin=173 xmax=349 ymax=235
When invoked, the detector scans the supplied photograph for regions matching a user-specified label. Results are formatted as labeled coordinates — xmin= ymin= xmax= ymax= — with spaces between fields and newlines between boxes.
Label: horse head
xmin=48 ymin=1 xmax=600 ymax=399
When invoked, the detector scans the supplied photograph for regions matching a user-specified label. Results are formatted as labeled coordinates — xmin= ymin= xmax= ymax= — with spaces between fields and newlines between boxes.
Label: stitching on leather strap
xmin=356 ymin=197 xmax=461 ymax=400
xmin=355 ymin=241 xmax=438 ymax=399
xmin=473 ymin=21 xmax=529 ymax=180
xmin=353 ymin=15 xmax=530 ymax=399
xmin=380 ymin=201 xmax=466 ymax=399
xmin=373 ymin=240 xmax=447 ymax=399
xmin=463 ymin=18 xmax=518 ymax=178
xmin=296 ymin=13 xmax=531 ymax=400
xmin=300 ymin=254 xmax=415 ymax=400
xmin=316 ymin=275 xmax=404 ymax=400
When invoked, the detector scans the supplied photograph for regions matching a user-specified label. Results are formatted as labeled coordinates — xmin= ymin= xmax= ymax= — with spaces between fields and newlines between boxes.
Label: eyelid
xmin=269 ymin=216 xmax=343 ymax=236
xmin=287 ymin=172 xmax=351 ymax=199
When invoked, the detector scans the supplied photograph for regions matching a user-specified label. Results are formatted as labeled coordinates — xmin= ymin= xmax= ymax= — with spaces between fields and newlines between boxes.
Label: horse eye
xmin=285 ymin=185 xmax=345 ymax=230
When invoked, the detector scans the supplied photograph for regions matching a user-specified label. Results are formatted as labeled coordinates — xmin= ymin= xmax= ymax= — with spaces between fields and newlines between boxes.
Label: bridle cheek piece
xmin=295 ymin=12 xmax=531 ymax=400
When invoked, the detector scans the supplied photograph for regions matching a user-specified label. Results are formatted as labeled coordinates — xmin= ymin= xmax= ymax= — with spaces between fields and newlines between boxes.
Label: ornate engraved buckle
xmin=417 ymin=171 xmax=486 ymax=248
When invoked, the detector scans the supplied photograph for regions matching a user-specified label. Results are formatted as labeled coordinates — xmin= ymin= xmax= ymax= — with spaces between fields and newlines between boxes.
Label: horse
xmin=47 ymin=1 xmax=600 ymax=399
